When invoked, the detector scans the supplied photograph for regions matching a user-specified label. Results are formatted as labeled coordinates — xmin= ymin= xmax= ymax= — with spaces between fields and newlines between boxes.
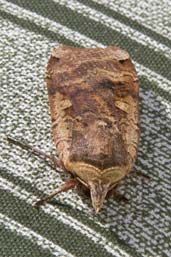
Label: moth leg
xmin=6 ymin=136 xmax=62 ymax=169
xmin=33 ymin=178 xmax=78 ymax=208
xmin=133 ymin=167 xmax=150 ymax=180
xmin=113 ymin=191 xmax=129 ymax=202
xmin=108 ymin=186 xmax=129 ymax=202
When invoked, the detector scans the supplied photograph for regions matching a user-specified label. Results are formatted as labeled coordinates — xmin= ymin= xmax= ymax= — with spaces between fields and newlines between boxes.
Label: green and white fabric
xmin=0 ymin=1 xmax=171 ymax=256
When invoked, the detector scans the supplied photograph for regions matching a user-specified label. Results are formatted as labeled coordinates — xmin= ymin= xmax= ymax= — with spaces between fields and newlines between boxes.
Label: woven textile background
xmin=0 ymin=0 xmax=171 ymax=256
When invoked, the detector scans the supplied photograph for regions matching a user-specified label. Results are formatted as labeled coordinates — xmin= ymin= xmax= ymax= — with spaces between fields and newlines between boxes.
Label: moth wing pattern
xmin=46 ymin=45 xmax=139 ymax=212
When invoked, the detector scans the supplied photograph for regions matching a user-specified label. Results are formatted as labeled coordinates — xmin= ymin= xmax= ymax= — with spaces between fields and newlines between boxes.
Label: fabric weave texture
xmin=0 ymin=0 xmax=171 ymax=257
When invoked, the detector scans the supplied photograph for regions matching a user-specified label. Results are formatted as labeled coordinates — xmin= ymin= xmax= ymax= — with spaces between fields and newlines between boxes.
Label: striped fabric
xmin=0 ymin=1 xmax=171 ymax=256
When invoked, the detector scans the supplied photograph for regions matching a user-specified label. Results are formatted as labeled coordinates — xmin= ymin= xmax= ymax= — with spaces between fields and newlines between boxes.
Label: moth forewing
xmin=45 ymin=45 xmax=139 ymax=212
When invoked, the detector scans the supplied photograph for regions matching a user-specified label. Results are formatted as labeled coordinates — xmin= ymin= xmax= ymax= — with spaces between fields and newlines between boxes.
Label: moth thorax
xmin=89 ymin=179 xmax=110 ymax=213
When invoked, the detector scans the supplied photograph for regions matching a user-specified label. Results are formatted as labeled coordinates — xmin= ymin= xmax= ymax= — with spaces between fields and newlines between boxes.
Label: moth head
xmin=69 ymin=162 xmax=127 ymax=212
xmin=88 ymin=179 xmax=110 ymax=213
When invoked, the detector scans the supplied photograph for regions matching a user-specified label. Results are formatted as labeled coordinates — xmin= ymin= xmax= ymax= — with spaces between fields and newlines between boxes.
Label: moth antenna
xmin=89 ymin=180 xmax=109 ymax=213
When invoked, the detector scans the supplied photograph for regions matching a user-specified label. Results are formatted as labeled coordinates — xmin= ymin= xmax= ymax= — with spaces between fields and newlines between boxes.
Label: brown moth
xmin=40 ymin=45 xmax=139 ymax=212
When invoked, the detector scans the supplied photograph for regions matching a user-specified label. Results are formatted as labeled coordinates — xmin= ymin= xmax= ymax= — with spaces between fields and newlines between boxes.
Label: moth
xmin=7 ymin=45 xmax=139 ymax=213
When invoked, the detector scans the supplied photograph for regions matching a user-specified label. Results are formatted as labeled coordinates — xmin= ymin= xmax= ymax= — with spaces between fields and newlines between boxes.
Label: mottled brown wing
xmin=46 ymin=45 xmax=139 ymax=174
